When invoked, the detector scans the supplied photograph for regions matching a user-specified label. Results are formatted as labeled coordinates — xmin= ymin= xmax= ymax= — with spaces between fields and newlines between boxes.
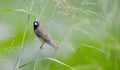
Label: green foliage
xmin=0 ymin=0 xmax=120 ymax=70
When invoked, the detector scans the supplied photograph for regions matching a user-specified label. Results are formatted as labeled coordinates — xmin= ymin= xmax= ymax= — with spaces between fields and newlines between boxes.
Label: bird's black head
xmin=33 ymin=21 xmax=40 ymax=30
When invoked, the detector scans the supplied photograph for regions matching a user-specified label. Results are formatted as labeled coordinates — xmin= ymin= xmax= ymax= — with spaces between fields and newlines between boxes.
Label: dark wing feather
xmin=35 ymin=27 xmax=52 ymax=43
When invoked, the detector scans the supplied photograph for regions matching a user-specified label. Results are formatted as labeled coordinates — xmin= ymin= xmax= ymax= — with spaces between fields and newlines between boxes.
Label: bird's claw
xmin=40 ymin=46 xmax=43 ymax=49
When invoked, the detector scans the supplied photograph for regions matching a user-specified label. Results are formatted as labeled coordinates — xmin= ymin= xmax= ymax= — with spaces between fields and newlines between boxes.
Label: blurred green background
xmin=0 ymin=0 xmax=120 ymax=70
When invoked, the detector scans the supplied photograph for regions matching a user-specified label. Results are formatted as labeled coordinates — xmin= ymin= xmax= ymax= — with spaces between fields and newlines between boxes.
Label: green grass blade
xmin=17 ymin=57 xmax=76 ymax=70
xmin=0 ymin=9 xmax=36 ymax=20
xmin=18 ymin=61 xmax=33 ymax=69
xmin=40 ymin=58 xmax=76 ymax=70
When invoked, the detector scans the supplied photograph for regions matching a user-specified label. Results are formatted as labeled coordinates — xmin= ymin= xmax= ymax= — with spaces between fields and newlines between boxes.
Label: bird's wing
xmin=39 ymin=27 xmax=53 ymax=43
xmin=37 ymin=27 xmax=59 ymax=50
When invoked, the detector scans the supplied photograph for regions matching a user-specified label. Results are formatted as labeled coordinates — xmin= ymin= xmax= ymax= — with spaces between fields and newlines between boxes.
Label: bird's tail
xmin=49 ymin=42 xmax=59 ymax=50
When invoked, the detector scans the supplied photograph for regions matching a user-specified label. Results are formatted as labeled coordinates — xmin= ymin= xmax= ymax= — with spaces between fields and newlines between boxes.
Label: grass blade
xmin=18 ymin=61 xmax=33 ymax=69
xmin=40 ymin=58 xmax=76 ymax=70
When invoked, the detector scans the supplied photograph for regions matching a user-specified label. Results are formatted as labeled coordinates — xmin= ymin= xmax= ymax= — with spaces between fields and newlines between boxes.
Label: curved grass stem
xmin=33 ymin=43 xmax=44 ymax=70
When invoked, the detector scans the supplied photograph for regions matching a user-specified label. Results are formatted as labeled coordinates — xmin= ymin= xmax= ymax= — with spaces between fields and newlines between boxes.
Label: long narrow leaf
xmin=18 ymin=61 xmax=33 ymax=69
xmin=40 ymin=58 xmax=76 ymax=70
xmin=0 ymin=9 xmax=36 ymax=20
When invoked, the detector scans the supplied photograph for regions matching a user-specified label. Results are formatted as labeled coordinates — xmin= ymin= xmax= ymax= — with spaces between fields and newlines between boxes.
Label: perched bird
xmin=33 ymin=21 xmax=59 ymax=50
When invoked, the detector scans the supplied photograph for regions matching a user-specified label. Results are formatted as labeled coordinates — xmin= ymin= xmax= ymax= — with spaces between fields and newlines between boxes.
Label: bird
xmin=33 ymin=21 xmax=59 ymax=50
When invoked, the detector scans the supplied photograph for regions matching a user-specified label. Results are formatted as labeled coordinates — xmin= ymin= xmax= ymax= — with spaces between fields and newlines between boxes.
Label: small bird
xmin=33 ymin=21 xmax=59 ymax=50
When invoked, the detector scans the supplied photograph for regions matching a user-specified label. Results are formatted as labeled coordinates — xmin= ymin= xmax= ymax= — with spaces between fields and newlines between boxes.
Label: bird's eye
xmin=34 ymin=22 xmax=38 ymax=26
xmin=33 ymin=21 xmax=39 ymax=30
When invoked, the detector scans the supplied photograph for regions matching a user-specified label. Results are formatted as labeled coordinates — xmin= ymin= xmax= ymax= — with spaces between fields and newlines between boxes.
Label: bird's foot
xmin=40 ymin=46 xmax=43 ymax=49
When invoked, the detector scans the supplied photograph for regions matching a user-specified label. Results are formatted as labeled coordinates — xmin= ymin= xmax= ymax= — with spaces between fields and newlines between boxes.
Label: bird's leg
xmin=40 ymin=42 xmax=45 ymax=49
